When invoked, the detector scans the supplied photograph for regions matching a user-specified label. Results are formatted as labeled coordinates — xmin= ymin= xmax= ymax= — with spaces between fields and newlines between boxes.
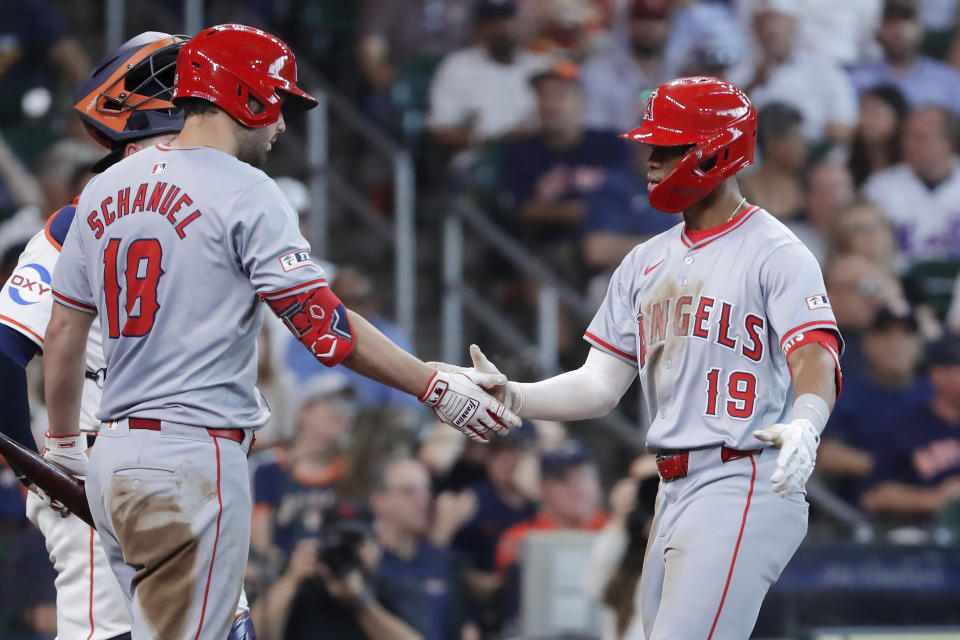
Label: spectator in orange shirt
xmin=495 ymin=439 xmax=607 ymax=574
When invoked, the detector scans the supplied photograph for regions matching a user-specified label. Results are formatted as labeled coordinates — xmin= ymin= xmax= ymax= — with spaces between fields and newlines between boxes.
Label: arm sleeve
xmin=517 ymin=347 xmax=637 ymax=420
xmin=583 ymin=253 xmax=641 ymax=364
xmin=228 ymin=180 xmax=330 ymax=296
xmin=824 ymin=63 xmax=859 ymax=127
xmin=0 ymin=230 xmax=61 ymax=346
xmin=427 ymin=54 xmax=468 ymax=128
xmin=760 ymin=242 xmax=843 ymax=356
xmin=0 ymin=326 xmax=37 ymax=452
xmin=51 ymin=211 xmax=96 ymax=313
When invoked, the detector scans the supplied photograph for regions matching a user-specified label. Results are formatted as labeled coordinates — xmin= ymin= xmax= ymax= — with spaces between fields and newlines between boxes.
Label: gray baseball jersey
xmin=52 ymin=144 xmax=328 ymax=429
xmin=585 ymin=205 xmax=841 ymax=451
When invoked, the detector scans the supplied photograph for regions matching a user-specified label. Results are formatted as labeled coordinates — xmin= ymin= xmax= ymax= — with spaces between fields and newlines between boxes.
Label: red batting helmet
xmin=621 ymin=76 xmax=757 ymax=213
xmin=73 ymin=32 xmax=187 ymax=171
xmin=173 ymin=24 xmax=318 ymax=128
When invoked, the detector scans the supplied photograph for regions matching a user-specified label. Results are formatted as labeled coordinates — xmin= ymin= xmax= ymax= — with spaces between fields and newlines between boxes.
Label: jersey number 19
xmin=103 ymin=238 xmax=164 ymax=338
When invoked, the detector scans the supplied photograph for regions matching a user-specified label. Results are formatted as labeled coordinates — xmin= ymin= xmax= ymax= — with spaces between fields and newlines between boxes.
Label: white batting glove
xmin=29 ymin=486 xmax=71 ymax=518
xmin=42 ymin=432 xmax=88 ymax=478
xmin=426 ymin=345 xmax=524 ymax=414
xmin=753 ymin=419 xmax=819 ymax=498
xmin=420 ymin=369 xmax=521 ymax=442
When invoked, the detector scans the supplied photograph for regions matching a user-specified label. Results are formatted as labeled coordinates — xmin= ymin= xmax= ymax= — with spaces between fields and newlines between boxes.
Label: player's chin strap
xmin=228 ymin=611 xmax=257 ymax=640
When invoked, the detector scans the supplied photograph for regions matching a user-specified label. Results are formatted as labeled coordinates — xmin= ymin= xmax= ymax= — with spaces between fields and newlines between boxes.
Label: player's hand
xmin=753 ymin=418 xmax=819 ymax=498
xmin=29 ymin=485 xmax=71 ymax=518
xmin=42 ymin=432 xmax=88 ymax=478
xmin=419 ymin=369 xmax=520 ymax=442
xmin=426 ymin=344 xmax=523 ymax=414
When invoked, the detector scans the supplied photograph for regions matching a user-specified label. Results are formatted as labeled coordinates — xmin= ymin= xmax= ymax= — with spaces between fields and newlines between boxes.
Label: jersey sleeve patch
xmin=279 ymin=249 xmax=314 ymax=272
xmin=805 ymin=294 xmax=831 ymax=310
xmin=44 ymin=204 xmax=77 ymax=252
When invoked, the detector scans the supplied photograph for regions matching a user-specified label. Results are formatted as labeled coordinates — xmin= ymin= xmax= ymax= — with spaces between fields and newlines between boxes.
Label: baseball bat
xmin=0 ymin=432 xmax=95 ymax=528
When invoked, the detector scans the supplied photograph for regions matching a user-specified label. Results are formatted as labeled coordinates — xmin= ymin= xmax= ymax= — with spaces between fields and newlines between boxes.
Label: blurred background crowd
xmin=3 ymin=0 xmax=960 ymax=637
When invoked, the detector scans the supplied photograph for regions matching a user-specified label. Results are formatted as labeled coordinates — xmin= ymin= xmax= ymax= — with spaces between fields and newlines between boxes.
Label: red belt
xmin=128 ymin=417 xmax=245 ymax=445
xmin=656 ymin=445 xmax=761 ymax=482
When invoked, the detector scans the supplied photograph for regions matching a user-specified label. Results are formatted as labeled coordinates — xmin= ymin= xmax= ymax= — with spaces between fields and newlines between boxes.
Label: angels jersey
xmin=51 ymin=144 xmax=329 ymax=429
xmin=0 ymin=205 xmax=106 ymax=431
xmin=585 ymin=206 xmax=842 ymax=451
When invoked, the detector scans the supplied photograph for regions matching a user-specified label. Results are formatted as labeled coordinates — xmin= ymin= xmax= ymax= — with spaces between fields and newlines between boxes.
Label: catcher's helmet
xmin=621 ymin=76 xmax=757 ymax=213
xmin=172 ymin=24 xmax=318 ymax=128
xmin=73 ymin=32 xmax=187 ymax=171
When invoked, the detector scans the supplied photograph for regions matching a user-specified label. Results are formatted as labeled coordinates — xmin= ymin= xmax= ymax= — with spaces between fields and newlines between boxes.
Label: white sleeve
xmin=824 ymin=63 xmax=858 ymax=127
xmin=0 ymin=231 xmax=59 ymax=347
xmin=516 ymin=347 xmax=637 ymax=421
xmin=427 ymin=54 xmax=468 ymax=128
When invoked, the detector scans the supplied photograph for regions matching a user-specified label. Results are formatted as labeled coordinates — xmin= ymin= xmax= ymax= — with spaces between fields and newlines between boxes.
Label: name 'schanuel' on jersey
xmin=85 ymin=166 xmax=201 ymax=240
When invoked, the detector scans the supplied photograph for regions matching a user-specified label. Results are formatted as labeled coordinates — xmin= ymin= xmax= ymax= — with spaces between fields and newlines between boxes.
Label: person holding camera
xmin=250 ymin=503 xmax=426 ymax=640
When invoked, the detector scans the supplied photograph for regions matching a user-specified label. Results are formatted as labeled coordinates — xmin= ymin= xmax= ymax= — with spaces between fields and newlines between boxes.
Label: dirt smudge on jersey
xmin=109 ymin=468 xmax=216 ymax=637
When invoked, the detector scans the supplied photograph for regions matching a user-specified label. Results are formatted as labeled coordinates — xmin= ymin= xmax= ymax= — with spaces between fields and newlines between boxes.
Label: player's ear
xmin=124 ymin=141 xmax=141 ymax=159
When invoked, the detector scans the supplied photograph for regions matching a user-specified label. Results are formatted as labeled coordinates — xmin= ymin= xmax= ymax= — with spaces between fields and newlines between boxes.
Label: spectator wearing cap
xmin=739 ymin=102 xmax=808 ymax=222
xmin=818 ymin=306 xmax=930 ymax=503
xmin=859 ymin=333 xmax=960 ymax=524
xmin=727 ymin=0 xmax=858 ymax=144
xmin=495 ymin=440 xmax=607 ymax=574
xmin=849 ymin=0 xmax=960 ymax=116
xmin=848 ymin=85 xmax=909 ymax=188
xmin=371 ymin=456 xmax=479 ymax=640
xmin=581 ymin=0 xmax=674 ymax=132
xmin=498 ymin=60 xmax=631 ymax=279
xmin=427 ymin=0 xmax=551 ymax=150
xmin=250 ymin=373 xmax=358 ymax=561
xmin=451 ymin=425 xmax=538 ymax=631
xmin=862 ymin=105 xmax=960 ymax=264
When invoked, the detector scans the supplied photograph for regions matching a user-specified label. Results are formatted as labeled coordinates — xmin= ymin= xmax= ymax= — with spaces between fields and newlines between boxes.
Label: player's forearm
xmin=860 ymin=482 xmax=949 ymax=515
xmin=42 ymin=304 xmax=95 ymax=436
xmin=249 ymin=573 xmax=301 ymax=640
xmin=355 ymin=599 xmax=424 ymax=640
xmin=341 ymin=310 xmax=435 ymax=397
xmin=518 ymin=199 xmax=585 ymax=224
xmin=516 ymin=348 xmax=635 ymax=421
xmin=787 ymin=343 xmax=838 ymax=412
xmin=817 ymin=439 xmax=873 ymax=477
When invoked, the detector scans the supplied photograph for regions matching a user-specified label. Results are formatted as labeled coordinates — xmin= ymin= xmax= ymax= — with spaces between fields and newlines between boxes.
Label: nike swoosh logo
xmin=644 ymin=259 xmax=665 ymax=276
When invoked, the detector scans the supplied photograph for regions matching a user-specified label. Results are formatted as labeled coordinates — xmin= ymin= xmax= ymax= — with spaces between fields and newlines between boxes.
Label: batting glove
xmin=42 ymin=432 xmax=88 ymax=478
xmin=420 ymin=370 xmax=521 ymax=442
xmin=426 ymin=345 xmax=524 ymax=415
xmin=753 ymin=418 xmax=819 ymax=498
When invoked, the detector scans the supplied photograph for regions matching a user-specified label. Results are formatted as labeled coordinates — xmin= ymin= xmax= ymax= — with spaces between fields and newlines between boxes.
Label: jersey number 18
xmin=103 ymin=238 xmax=164 ymax=338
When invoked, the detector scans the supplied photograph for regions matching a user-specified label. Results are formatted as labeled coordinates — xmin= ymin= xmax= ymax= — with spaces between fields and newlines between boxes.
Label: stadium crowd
xmin=2 ymin=0 xmax=960 ymax=638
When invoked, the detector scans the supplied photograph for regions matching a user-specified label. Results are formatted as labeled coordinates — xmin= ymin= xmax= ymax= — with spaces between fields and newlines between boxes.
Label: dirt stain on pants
xmin=109 ymin=471 xmax=215 ymax=639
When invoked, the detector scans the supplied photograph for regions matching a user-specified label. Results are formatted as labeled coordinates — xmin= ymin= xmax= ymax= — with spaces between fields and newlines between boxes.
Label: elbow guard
xmin=262 ymin=284 xmax=354 ymax=367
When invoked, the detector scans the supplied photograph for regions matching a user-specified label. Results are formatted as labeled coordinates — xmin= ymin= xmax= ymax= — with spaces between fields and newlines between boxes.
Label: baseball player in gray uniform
xmin=451 ymin=77 xmax=843 ymax=639
xmin=40 ymin=24 xmax=518 ymax=640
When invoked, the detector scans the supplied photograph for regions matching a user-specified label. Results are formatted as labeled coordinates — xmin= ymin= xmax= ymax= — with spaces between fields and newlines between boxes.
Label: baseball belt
xmin=655 ymin=445 xmax=762 ymax=482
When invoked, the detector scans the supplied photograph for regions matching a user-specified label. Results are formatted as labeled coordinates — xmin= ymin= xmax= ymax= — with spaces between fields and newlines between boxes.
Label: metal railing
xmin=443 ymin=197 xmax=643 ymax=449
xmin=306 ymin=84 xmax=417 ymax=340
